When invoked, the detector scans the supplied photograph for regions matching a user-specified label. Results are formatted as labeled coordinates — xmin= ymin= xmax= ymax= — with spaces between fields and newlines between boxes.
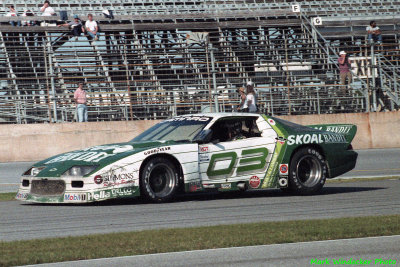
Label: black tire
xmin=288 ymin=147 xmax=327 ymax=195
xmin=140 ymin=157 xmax=179 ymax=203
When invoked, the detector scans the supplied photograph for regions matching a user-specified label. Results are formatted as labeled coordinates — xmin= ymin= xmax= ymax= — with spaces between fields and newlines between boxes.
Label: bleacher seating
xmin=1 ymin=0 xmax=400 ymax=17
xmin=0 ymin=0 xmax=399 ymax=123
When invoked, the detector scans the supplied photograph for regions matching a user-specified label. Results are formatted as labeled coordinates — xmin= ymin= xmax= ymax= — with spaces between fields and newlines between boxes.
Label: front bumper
xmin=16 ymin=186 xmax=140 ymax=203
xmin=16 ymin=177 xmax=140 ymax=203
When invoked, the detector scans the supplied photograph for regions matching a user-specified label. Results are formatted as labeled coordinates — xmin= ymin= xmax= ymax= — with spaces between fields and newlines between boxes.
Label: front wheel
xmin=288 ymin=147 xmax=327 ymax=195
xmin=140 ymin=157 xmax=179 ymax=203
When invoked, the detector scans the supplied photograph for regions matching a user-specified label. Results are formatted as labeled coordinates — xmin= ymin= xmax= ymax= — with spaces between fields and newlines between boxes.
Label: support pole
xmin=46 ymin=33 xmax=57 ymax=122
xmin=371 ymin=44 xmax=377 ymax=112
xmin=210 ymin=46 xmax=219 ymax=113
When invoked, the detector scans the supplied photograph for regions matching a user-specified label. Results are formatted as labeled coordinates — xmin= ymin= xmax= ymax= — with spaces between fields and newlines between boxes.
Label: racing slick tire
xmin=288 ymin=147 xmax=327 ymax=195
xmin=140 ymin=157 xmax=179 ymax=203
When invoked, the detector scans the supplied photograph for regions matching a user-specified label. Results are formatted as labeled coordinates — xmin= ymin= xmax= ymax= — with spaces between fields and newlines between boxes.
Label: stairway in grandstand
xmin=308 ymin=15 xmax=400 ymax=109
xmin=0 ymin=0 xmax=399 ymax=123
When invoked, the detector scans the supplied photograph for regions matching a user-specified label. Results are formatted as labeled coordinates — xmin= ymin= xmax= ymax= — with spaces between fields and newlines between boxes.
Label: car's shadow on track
xmin=23 ymin=185 xmax=385 ymax=206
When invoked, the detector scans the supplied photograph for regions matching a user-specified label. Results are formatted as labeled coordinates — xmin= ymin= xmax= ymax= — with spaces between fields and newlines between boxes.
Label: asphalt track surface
xmin=29 ymin=235 xmax=400 ymax=267
xmin=1 ymin=179 xmax=400 ymax=242
xmin=1 ymin=148 xmax=400 ymax=193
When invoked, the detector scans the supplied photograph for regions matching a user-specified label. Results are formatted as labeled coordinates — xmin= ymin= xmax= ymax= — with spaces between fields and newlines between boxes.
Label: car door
xmin=199 ymin=116 xmax=277 ymax=189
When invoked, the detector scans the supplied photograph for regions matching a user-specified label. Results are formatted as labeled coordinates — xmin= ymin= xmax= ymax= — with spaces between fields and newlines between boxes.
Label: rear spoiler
xmin=307 ymin=124 xmax=357 ymax=143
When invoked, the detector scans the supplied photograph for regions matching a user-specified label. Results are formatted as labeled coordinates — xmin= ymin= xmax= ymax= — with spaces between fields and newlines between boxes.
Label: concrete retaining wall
xmin=1 ymin=111 xmax=399 ymax=162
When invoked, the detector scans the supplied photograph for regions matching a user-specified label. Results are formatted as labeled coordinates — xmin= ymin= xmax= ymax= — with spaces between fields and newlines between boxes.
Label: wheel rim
xmin=295 ymin=155 xmax=322 ymax=187
xmin=148 ymin=163 xmax=175 ymax=198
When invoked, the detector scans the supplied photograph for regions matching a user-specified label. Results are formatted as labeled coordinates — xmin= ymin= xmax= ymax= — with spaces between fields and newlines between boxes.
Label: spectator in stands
xmin=5 ymin=5 xmax=21 ymax=27
xmin=40 ymin=1 xmax=55 ymax=16
xmin=367 ymin=21 xmax=382 ymax=44
xmin=85 ymin=14 xmax=100 ymax=41
xmin=22 ymin=10 xmax=36 ymax=26
xmin=236 ymin=87 xmax=247 ymax=112
xmin=58 ymin=15 xmax=83 ymax=40
xmin=246 ymin=81 xmax=257 ymax=113
xmin=74 ymin=82 xmax=88 ymax=122
xmin=338 ymin=51 xmax=352 ymax=90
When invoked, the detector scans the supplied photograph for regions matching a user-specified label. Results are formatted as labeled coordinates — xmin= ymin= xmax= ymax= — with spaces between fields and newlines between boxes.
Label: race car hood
xmin=28 ymin=141 xmax=181 ymax=178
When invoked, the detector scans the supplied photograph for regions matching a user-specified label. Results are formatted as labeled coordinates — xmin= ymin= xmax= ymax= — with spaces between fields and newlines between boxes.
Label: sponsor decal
xmin=268 ymin=119 xmax=276 ymax=125
xmin=143 ymin=147 xmax=171 ymax=156
xmin=249 ymin=176 xmax=261 ymax=189
xmin=46 ymin=152 xmax=113 ymax=164
xmin=312 ymin=126 xmax=352 ymax=134
xmin=202 ymin=183 xmax=216 ymax=189
xmin=84 ymin=145 xmax=134 ymax=154
xmin=325 ymin=125 xmax=352 ymax=134
xmin=102 ymin=172 xmax=136 ymax=187
xmin=103 ymin=172 xmax=135 ymax=182
xmin=189 ymin=182 xmax=202 ymax=192
xmin=200 ymin=146 xmax=209 ymax=153
xmin=87 ymin=187 xmax=136 ymax=201
xmin=64 ymin=193 xmax=86 ymax=202
xmin=163 ymin=116 xmax=210 ymax=122
xmin=44 ymin=145 xmax=135 ymax=164
xmin=275 ymin=136 xmax=286 ymax=145
xmin=287 ymin=133 xmax=346 ymax=146
xmin=15 ymin=192 xmax=28 ymax=199
xmin=199 ymin=153 xmax=210 ymax=162
xmin=220 ymin=183 xmax=231 ymax=189
xmin=94 ymin=175 xmax=103 ymax=184
xmin=279 ymin=164 xmax=289 ymax=175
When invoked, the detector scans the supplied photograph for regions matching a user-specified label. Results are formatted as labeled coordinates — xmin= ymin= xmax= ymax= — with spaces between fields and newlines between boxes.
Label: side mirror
xmin=193 ymin=129 xmax=213 ymax=144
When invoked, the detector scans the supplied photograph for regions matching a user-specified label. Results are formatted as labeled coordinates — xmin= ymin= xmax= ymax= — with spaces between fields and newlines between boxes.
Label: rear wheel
xmin=288 ymin=147 xmax=327 ymax=195
xmin=140 ymin=157 xmax=179 ymax=202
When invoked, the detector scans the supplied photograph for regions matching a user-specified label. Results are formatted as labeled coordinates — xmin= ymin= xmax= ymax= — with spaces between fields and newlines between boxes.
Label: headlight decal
xmin=62 ymin=166 xmax=98 ymax=177
xmin=23 ymin=167 xmax=45 ymax=176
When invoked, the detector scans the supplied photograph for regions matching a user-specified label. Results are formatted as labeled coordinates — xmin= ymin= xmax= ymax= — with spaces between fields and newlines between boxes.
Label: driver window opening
xmin=210 ymin=117 xmax=261 ymax=143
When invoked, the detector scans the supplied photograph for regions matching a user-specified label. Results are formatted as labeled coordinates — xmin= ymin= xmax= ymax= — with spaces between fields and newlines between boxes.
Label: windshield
xmin=132 ymin=116 xmax=211 ymax=142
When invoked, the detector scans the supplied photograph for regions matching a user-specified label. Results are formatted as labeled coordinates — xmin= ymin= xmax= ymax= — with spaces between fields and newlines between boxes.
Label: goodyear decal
xmin=261 ymin=116 xmax=288 ymax=188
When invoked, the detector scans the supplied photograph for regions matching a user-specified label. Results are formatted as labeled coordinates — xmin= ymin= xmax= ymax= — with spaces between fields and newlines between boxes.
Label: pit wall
xmin=1 ymin=111 xmax=399 ymax=162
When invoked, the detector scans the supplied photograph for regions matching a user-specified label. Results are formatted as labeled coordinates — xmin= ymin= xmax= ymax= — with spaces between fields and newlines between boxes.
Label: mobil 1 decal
xmin=206 ymin=147 xmax=268 ymax=178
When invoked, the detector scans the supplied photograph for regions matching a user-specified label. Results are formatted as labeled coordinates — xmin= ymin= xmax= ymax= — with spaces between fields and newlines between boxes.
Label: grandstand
xmin=0 ymin=0 xmax=399 ymax=123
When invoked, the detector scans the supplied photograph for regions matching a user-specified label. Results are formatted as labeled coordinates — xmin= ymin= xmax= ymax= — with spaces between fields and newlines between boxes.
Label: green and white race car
xmin=16 ymin=113 xmax=358 ymax=203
